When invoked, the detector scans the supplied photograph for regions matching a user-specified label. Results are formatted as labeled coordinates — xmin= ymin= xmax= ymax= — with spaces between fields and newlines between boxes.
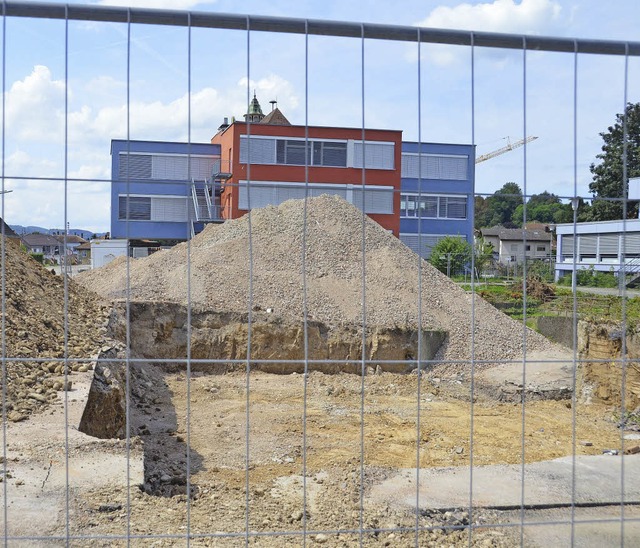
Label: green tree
xmin=587 ymin=102 xmax=640 ymax=221
xmin=510 ymin=192 xmax=573 ymax=226
xmin=475 ymin=182 xmax=523 ymax=228
xmin=473 ymin=237 xmax=495 ymax=276
xmin=429 ymin=236 xmax=472 ymax=276
xmin=474 ymin=196 xmax=489 ymax=229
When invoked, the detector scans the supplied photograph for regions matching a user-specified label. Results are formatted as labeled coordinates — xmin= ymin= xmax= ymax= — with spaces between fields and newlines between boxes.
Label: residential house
xmin=54 ymin=234 xmax=87 ymax=261
xmin=479 ymin=226 xmax=552 ymax=264
xmin=76 ymin=241 xmax=92 ymax=264
xmin=20 ymin=234 xmax=61 ymax=261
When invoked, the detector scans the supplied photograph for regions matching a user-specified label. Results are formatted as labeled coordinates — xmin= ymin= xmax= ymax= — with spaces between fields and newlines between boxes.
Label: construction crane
xmin=475 ymin=136 xmax=538 ymax=164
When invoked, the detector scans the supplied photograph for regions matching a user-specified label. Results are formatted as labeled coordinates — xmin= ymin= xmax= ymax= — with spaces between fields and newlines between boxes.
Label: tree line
xmin=475 ymin=101 xmax=640 ymax=229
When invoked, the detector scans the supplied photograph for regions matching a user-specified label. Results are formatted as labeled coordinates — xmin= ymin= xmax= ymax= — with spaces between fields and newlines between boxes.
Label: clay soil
xmin=63 ymin=368 xmax=624 ymax=547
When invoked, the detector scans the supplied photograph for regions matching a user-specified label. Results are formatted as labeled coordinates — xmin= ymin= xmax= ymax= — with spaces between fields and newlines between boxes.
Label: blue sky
xmin=3 ymin=0 xmax=640 ymax=232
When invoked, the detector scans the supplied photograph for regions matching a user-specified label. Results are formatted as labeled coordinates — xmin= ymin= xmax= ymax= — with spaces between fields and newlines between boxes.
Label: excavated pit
xmin=108 ymin=300 xmax=447 ymax=374
xmin=79 ymin=300 xmax=447 ymax=497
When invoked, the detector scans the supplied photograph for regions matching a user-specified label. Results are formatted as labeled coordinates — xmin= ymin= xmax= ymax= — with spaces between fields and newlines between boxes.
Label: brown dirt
xmin=59 ymin=368 xmax=623 ymax=547
xmin=1 ymin=238 xmax=112 ymax=420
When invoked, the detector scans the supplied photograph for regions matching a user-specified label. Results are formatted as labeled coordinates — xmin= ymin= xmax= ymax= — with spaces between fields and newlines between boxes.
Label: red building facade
xmin=211 ymin=96 xmax=402 ymax=235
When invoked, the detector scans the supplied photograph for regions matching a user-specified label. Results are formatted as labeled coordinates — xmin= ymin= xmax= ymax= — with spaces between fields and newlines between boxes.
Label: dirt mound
xmin=77 ymin=195 xmax=557 ymax=364
xmin=2 ymin=238 xmax=111 ymax=420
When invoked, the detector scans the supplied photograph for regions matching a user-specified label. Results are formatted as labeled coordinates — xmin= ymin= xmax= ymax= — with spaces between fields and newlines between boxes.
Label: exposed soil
xmin=57 ymin=367 xmax=624 ymax=547
xmin=2 ymin=196 xmax=631 ymax=545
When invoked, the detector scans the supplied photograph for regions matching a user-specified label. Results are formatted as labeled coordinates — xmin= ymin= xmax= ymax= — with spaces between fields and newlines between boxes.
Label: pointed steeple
xmin=244 ymin=91 xmax=265 ymax=123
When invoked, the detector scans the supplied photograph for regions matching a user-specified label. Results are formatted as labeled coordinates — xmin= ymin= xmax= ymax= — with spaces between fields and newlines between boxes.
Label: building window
xmin=400 ymin=194 xmax=467 ymax=219
xmin=536 ymin=245 xmax=546 ymax=252
xmin=241 ymin=136 xmax=392 ymax=169
xmin=313 ymin=141 xmax=347 ymax=166
xmin=119 ymin=196 xmax=151 ymax=220
xmin=118 ymin=153 xmax=216 ymax=181
xmin=353 ymin=141 xmax=395 ymax=170
xmin=401 ymin=152 xmax=469 ymax=180
xmin=275 ymin=139 xmax=349 ymax=167
xmin=277 ymin=140 xmax=311 ymax=165
xmin=510 ymin=244 xmax=518 ymax=252
xmin=526 ymin=245 xmax=531 ymax=251
xmin=118 ymin=195 xmax=189 ymax=222
xmin=239 ymin=181 xmax=393 ymax=214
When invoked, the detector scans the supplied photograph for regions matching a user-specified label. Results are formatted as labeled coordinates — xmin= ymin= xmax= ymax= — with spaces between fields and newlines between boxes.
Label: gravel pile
xmin=78 ymin=195 xmax=555 ymax=364
xmin=2 ymin=239 xmax=111 ymax=421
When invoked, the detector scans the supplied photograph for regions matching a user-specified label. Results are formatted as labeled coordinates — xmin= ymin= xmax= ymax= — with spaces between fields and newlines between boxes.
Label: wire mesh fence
xmin=2 ymin=1 xmax=640 ymax=546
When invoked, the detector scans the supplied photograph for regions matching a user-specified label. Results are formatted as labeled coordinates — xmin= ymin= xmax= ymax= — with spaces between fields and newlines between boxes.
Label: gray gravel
xmin=77 ymin=195 xmax=557 ymax=365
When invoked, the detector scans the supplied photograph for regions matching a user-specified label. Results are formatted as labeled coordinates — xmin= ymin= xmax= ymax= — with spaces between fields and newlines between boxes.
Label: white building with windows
xmin=554 ymin=219 xmax=640 ymax=281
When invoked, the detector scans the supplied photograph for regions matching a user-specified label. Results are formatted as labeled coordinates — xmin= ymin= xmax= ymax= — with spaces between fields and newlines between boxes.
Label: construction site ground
xmin=4 ymin=363 xmax=637 ymax=547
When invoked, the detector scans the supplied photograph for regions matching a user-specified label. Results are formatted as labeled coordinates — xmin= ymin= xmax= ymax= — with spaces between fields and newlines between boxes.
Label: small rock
xmin=7 ymin=411 xmax=26 ymax=423
xmin=602 ymin=449 xmax=619 ymax=456
xmin=454 ymin=446 xmax=464 ymax=454
xmin=580 ymin=441 xmax=593 ymax=447
xmin=27 ymin=393 xmax=47 ymax=403
xmin=98 ymin=503 xmax=122 ymax=513
xmin=314 ymin=533 xmax=328 ymax=544
xmin=625 ymin=445 xmax=640 ymax=455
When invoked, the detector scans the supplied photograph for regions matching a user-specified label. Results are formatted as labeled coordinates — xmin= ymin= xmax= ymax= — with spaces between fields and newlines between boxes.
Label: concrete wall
xmin=533 ymin=316 xmax=576 ymax=349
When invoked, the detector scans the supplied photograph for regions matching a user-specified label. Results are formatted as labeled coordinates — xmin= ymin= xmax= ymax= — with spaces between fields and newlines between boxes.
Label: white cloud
xmin=5 ymin=65 xmax=299 ymax=230
xmin=414 ymin=0 xmax=563 ymax=66
xmin=418 ymin=0 xmax=562 ymax=34
xmin=97 ymin=0 xmax=214 ymax=9
xmin=5 ymin=66 xmax=67 ymax=142
xmin=238 ymin=74 xmax=300 ymax=112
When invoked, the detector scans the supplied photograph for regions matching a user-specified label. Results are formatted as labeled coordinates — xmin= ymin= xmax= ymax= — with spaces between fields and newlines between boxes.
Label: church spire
xmin=244 ymin=91 xmax=265 ymax=123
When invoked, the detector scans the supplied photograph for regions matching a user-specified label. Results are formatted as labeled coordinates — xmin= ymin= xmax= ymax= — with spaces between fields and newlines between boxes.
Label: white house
xmin=479 ymin=226 xmax=552 ymax=264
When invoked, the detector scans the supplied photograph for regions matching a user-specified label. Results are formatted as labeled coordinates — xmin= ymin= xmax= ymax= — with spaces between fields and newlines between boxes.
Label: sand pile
xmin=78 ymin=195 xmax=555 ymax=363
xmin=2 ymin=239 xmax=111 ymax=420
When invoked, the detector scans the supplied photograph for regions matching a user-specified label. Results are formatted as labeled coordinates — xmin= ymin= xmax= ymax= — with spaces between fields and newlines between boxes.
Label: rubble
xmin=1 ymin=238 xmax=111 ymax=419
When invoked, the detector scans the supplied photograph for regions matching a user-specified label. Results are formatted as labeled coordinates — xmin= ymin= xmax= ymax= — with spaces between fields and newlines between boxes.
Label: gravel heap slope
xmin=78 ymin=195 xmax=555 ymax=363
xmin=3 ymin=239 xmax=110 ymax=421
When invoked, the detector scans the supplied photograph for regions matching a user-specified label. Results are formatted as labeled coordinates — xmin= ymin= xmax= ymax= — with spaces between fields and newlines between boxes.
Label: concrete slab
xmin=477 ymin=349 xmax=575 ymax=400
xmin=514 ymin=506 xmax=640 ymax=547
xmin=367 ymin=454 xmax=640 ymax=510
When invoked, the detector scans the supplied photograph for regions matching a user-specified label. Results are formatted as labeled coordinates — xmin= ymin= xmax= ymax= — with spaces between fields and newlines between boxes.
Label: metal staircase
xmin=190 ymin=179 xmax=222 ymax=238
xmin=625 ymin=257 xmax=640 ymax=288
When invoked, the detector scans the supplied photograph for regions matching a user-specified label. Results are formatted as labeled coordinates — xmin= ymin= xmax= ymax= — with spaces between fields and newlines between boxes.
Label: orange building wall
xmin=212 ymin=123 xmax=402 ymax=235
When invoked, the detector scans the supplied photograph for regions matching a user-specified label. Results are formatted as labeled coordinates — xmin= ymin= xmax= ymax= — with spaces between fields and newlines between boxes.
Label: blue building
xmin=111 ymin=139 xmax=221 ymax=241
xmin=399 ymin=141 xmax=475 ymax=258
xmin=111 ymin=132 xmax=475 ymax=259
